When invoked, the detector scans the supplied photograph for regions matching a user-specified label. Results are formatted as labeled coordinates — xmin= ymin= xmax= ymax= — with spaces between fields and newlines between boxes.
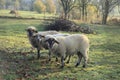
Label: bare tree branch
xmin=60 ymin=0 xmax=76 ymax=19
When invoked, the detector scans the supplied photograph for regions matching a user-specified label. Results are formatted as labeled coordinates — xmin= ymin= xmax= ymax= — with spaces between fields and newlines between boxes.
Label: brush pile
xmin=45 ymin=19 xmax=94 ymax=34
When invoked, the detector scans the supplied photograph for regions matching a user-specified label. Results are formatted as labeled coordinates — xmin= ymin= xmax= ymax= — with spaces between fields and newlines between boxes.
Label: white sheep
xmin=25 ymin=26 xmax=59 ymax=59
xmin=44 ymin=34 xmax=89 ymax=68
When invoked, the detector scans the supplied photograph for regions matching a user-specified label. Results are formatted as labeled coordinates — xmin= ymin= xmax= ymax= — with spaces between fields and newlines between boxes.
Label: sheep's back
xmin=38 ymin=31 xmax=59 ymax=36
xmin=64 ymin=34 xmax=89 ymax=54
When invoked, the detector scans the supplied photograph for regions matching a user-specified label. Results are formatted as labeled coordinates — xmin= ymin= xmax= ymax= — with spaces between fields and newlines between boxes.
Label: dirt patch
xmin=0 ymin=51 xmax=62 ymax=80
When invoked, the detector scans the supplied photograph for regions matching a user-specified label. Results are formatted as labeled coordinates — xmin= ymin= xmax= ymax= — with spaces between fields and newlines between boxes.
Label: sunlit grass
xmin=0 ymin=18 xmax=120 ymax=80
xmin=0 ymin=9 xmax=58 ymax=19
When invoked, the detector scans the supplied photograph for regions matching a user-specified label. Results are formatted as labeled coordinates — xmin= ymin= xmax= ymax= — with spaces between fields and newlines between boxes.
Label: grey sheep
xmin=25 ymin=26 xmax=59 ymax=59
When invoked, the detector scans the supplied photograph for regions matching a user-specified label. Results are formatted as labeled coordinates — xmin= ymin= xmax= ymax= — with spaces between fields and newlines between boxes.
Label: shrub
xmin=33 ymin=0 xmax=46 ymax=13
xmin=45 ymin=19 xmax=94 ymax=34
xmin=108 ymin=18 xmax=120 ymax=25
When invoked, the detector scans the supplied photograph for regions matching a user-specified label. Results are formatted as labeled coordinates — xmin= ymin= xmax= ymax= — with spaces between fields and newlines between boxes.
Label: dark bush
xmin=45 ymin=19 xmax=75 ymax=31
xmin=45 ymin=19 xmax=94 ymax=34
xmin=9 ymin=10 xmax=17 ymax=14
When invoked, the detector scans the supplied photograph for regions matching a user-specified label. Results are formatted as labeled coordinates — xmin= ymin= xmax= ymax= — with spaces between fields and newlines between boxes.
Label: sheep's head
xmin=25 ymin=26 xmax=38 ymax=37
xmin=32 ymin=34 xmax=45 ymax=43
xmin=45 ymin=37 xmax=59 ymax=49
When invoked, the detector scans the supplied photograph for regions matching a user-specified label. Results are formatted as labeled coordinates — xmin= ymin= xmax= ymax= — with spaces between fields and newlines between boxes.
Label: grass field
xmin=0 ymin=18 xmax=120 ymax=80
xmin=0 ymin=10 xmax=57 ymax=19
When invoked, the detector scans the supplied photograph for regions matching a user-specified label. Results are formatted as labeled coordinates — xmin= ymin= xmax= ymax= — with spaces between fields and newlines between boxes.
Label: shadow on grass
xmin=1 ymin=41 xmax=120 ymax=80
xmin=0 ymin=51 xmax=65 ymax=79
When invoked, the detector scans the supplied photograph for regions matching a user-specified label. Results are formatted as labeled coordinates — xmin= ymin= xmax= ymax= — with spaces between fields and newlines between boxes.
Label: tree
xmin=45 ymin=0 xmax=56 ymax=14
xmin=77 ymin=0 xmax=90 ymax=21
xmin=29 ymin=0 xmax=34 ymax=11
xmin=59 ymin=0 xmax=76 ymax=19
xmin=0 ymin=0 xmax=6 ymax=9
xmin=14 ymin=0 xmax=20 ymax=10
xmin=34 ymin=0 xmax=46 ymax=13
xmin=100 ymin=0 xmax=119 ymax=24
xmin=90 ymin=0 xmax=101 ymax=19
xmin=118 ymin=2 xmax=120 ymax=13
xmin=87 ymin=4 xmax=98 ymax=22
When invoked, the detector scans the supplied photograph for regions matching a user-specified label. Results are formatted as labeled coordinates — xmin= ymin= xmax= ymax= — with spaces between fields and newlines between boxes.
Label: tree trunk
xmin=78 ymin=0 xmax=82 ymax=20
xmin=64 ymin=12 xmax=67 ymax=19
xmin=102 ymin=13 xmax=108 ymax=24
xmin=102 ymin=0 xmax=109 ymax=24
xmin=79 ymin=8 xmax=82 ymax=20
xmin=85 ymin=5 xmax=87 ymax=21
xmin=82 ymin=2 xmax=85 ymax=21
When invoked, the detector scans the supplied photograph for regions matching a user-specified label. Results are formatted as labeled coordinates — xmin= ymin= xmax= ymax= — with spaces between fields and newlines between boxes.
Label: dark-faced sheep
xmin=33 ymin=33 xmax=70 ymax=61
xmin=25 ymin=26 xmax=59 ymax=59
xmin=45 ymin=34 xmax=89 ymax=68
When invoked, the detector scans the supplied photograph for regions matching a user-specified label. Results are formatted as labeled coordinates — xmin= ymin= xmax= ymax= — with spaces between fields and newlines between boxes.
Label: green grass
xmin=0 ymin=9 xmax=57 ymax=19
xmin=0 ymin=18 xmax=120 ymax=80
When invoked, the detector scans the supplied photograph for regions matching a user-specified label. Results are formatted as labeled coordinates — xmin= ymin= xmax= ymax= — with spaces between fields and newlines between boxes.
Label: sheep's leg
xmin=48 ymin=51 xmax=51 ymax=61
xmin=63 ymin=55 xmax=71 ymax=64
xmin=37 ymin=49 xmax=40 ymax=59
xmin=55 ymin=57 xmax=58 ymax=62
xmin=64 ymin=55 xmax=68 ymax=60
xmin=66 ymin=55 xmax=71 ymax=64
xmin=82 ymin=51 xmax=88 ymax=68
xmin=75 ymin=52 xmax=82 ymax=67
xmin=60 ymin=56 xmax=64 ymax=68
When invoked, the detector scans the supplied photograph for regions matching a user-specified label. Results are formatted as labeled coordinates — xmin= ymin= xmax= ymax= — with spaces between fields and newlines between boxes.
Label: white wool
xmin=45 ymin=34 xmax=89 ymax=67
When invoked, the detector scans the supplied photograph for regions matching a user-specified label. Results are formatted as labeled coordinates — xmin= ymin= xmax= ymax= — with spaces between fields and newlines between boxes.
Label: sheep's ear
xmin=32 ymin=29 xmax=38 ymax=33
xmin=40 ymin=35 xmax=45 ymax=38
xmin=54 ymin=39 xmax=59 ymax=44
xmin=35 ymin=30 xmax=38 ymax=33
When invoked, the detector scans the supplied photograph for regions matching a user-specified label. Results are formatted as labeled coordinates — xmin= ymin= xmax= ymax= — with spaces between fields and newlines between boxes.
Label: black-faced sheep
xmin=25 ymin=26 xmax=59 ymax=59
xmin=44 ymin=34 xmax=89 ymax=68
xmin=33 ymin=33 xmax=70 ymax=61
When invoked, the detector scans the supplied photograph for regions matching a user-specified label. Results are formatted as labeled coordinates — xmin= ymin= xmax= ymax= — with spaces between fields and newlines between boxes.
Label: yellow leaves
xmin=87 ymin=5 xmax=97 ymax=14
xmin=87 ymin=5 xmax=98 ymax=22
xmin=34 ymin=0 xmax=46 ymax=13
xmin=45 ymin=0 xmax=56 ymax=13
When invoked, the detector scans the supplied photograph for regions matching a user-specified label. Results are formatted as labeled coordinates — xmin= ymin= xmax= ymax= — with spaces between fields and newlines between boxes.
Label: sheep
xmin=25 ymin=26 xmax=59 ymax=59
xmin=33 ymin=33 xmax=70 ymax=61
xmin=44 ymin=34 xmax=89 ymax=68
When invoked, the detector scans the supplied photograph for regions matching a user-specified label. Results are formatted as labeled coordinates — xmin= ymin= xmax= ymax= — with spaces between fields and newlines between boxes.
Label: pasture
xmin=0 ymin=10 xmax=57 ymax=19
xmin=0 ymin=18 xmax=120 ymax=80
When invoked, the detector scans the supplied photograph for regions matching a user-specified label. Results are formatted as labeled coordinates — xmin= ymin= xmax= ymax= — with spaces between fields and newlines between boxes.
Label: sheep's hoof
xmin=60 ymin=65 xmax=64 ymax=69
xmin=64 ymin=58 xmax=66 ymax=60
xmin=83 ymin=65 xmax=87 ymax=68
xmin=55 ymin=58 xmax=58 ymax=62
xmin=48 ymin=58 xmax=51 ymax=61
xmin=75 ymin=63 xmax=79 ymax=67
xmin=37 ymin=57 xmax=40 ymax=59
xmin=66 ymin=61 xmax=69 ymax=64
